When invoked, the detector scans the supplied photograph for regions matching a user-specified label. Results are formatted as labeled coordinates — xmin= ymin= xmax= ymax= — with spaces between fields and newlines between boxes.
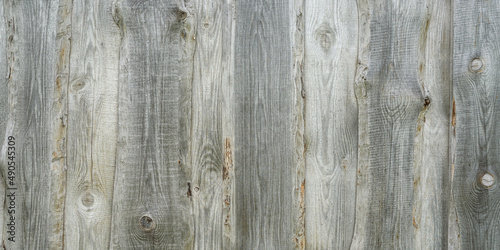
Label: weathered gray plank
xmin=220 ymin=0 xmax=236 ymax=248
xmin=64 ymin=0 xmax=120 ymax=248
xmin=49 ymin=0 xmax=71 ymax=248
xmin=184 ymin=0 xmax=229 ymax=248
xmin=452 ymin=0 xmax=500 ymax=249
xmin=303 ymin=0 xmax=358 ymax=248
xmin=291 ymin=0 xmax=306 ymax=248
xmin=233 ymin=0 xmax=298 ymax=248
xmin=350 ymin=0 xmax=429 ymax=248
xmin=110 ymin=1 xmax=190 ymax=248
xmin=412 ymin=0 xmax=452 ymax=249
xmin=1 ymin=0 xmax=59 ymax=248
xmin=0 ymin=1 xmax=7 ymax=247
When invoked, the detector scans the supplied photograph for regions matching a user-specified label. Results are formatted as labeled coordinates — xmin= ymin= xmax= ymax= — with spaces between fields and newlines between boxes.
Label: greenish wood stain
xmin=0 ymin=0 xmax=497 ymax=249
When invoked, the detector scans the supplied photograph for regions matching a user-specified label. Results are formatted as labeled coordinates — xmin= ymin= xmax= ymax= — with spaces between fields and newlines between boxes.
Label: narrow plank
xmin=412 ymin=0 xmax=452 ymax=249
xmin=64 ymin=0 xmax=120 ymax=248
xmin=220 ymin=0 xmax=236 ymax=248
xmin=2 ymin=0 xmax=59 ymax=248
xmin=452 ymin=0 xmax=500 ymax=249
xmin=0 ymin=2 xmax=7 ymax=247
xmin=110 ymin=1 xmax=190 ymax=248
xmin=291 ymin=0 xmax=306 ymax=248
xmin=49 ymin=0 xmax=72 ymax=248
xmin=350 ymin=0 xmax=429 ymax=248
xmin=186 ymin=0 xmax=227 ymax=248
xmin=303 ymin=0 xmax=358 ymax=248
xmin=234 ymin=0 xmax=297 ymax=248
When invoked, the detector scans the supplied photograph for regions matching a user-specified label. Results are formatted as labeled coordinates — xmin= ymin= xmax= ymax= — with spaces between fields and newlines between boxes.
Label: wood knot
xmin=481 ymin=172 xmax=495 ymax=188
xmin=140 ymin=215 xmax=155 ymax=231
xmin=424 ymin=97 xmax=431 ymax=107
xmin=81 ymin=193 xmax=94 ymax=207
xmin=469 ymin=58 xmax=484 ymax=73
xmin=71 ymin=79 xmax=86 ymax=92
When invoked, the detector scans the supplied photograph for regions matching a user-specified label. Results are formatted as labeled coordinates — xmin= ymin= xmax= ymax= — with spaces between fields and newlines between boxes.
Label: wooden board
xmin=350 ymin=0 xmax=438 ymax=248
xmin=185 ymin=0 xmax=228 ymax=248
xmin=1 ymin=0 xmax=60 ymax=248
xmin=64 ymin=0 xmax=120 ymax=248
xmin=233 ymin=0 xmax=300 ymax=248
xmin=452 ymin=0 xmax=500 ymax=249
xmin=303 ymin=0 xmax=358 ymax=248
xmin=411 ymin=0 xmax=452 ymax=249
xmin=1 ymin=0 xmax=500 ymax=249
xmin=109 ymin=1 xmax=190 ymax=248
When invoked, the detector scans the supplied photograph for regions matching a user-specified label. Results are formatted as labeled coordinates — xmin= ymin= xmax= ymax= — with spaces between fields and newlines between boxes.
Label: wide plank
xmin=233 ymin=0 xmax=298 ymax=248
xmin=1 ymin=0 xmax=59 ymax=248
xmin=64 ymin=0 xmax=120 ymax=248
xmin=351 ymin=0 xmax=429 ymax=248
xmin=412 ymin=0 xmax=452 ymax=249
xmin=184 ymin=0 xmax=230 ymax=248
xmin=452 ymin=0 xmax=500 ymax=249
xmin=109 ymin=0 xmax=190 ymax=248
xmin=303 ymin=0 xmax=358 ymax=248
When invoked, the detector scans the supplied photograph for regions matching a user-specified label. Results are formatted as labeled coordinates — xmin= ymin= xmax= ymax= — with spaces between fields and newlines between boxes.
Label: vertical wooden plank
xmin=110 ymin=0 xmax=190 ymax=248
xmin=291 ymin=0 xmax=306 ymax=248
xmin=50 ymin=0 xmax=72 ymax=248
xmin=1 ymin=0 xmax=59 ymax=248
xmin=0 ymin=2 xmax=7 ymax=247
xmin=64 ymin=0 xmax=120 ymax=248
xmin=412 ymin=0 xmax=452 ymax=249
xmin=303 ymin=0 xmax=358 ymax=248
xmin=221 ymin=0 xmax=236 ymax=248
xmin=233 ymin=0 xmax=298 ymax=248
xmin=182 ymin=0 xmax=232 ymax=248
xmin=452 ymin=0 xmax=500 ymax=249
xmin=350 ymin=0 xmax=430 ymax=248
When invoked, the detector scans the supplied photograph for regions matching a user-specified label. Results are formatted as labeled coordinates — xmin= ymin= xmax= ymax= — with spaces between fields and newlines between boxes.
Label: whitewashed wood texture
xmin=0 ymin=0 xmax=497 ymax=249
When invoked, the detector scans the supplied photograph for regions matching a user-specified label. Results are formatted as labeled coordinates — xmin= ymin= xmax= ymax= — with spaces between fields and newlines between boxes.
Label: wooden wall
xmin=0 ymin=0 xmax=498 ymax=249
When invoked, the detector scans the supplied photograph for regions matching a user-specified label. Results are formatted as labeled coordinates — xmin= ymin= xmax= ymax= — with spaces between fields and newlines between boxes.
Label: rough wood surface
xmin=452 ymin=0 xmax=500 ymax=249
xmin=64 ymin=0 xmax=120 ymax=249
xmin=186 ymin=0 xmax=227 ymax=248
xmin=233 ymin=0 xmax=297 ymax=248
xmin=1 ymin=0 xmax=59 ymax=248
xmin=412 ymin=0 xmax=452 ymax=249
xmin=303 ymin=0 xmax=358 ymax=249
xmin=1 ymin=0 xmax=500 ymax=249
xmin=350 ymin=0 xmax=431 ymax=248
xmin=109 ymin=1 xmax=189 ymax=248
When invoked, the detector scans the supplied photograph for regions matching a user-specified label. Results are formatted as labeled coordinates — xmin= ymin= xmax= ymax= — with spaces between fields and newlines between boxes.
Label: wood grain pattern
xmin=220 ymin=0 xmax=236 ymax=248
xmin=351 ymin=0 xmax=429 ymax=248
xmin=110 ymin=0 xmax=190 ymax=248
xmin=233 ymin=0 xmax=296 ymax=248
xmin=412 ymin=0 xmax=451 ymax=249
xmin=0 ymin=1 xmax=7 ymax=247
xmin=64 ymin=0 xmax=120 ymax=249
xmin=303 ymin=0 xmax=358 ymax=248
xmin=453 ymin=0 xmax=500 ymax=249
xmin=186 ymin=0 xmax=227 ymax=248
xmin=50 ymin=0 xmax=71 ymax=248
xmin=1 ymin=0 xmax=59 ymax=248
xmin=1 ymin=1 xmax=500 ymax=249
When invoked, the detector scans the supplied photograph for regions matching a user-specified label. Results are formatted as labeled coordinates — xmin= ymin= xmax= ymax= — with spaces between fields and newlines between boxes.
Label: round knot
xmin=140 ymin=215 xmax=154 ymax=231
xmin=469 ymin=58 xmax=484 ymax=73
